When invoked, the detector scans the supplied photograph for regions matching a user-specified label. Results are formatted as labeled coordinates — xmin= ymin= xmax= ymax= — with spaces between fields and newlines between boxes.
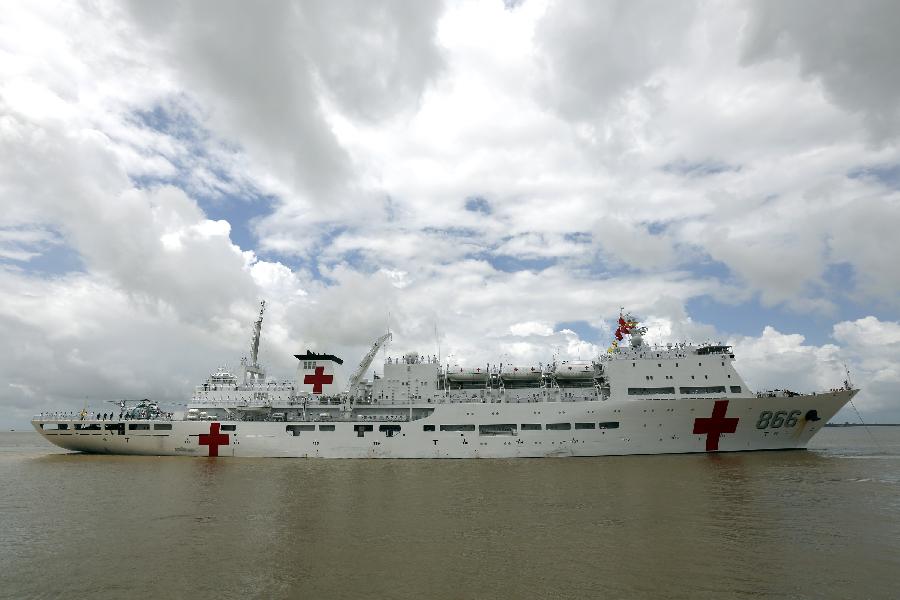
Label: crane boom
xmin=249 ymin=300 xmax=265 ymax=366
xmin=348 ymin=332 xmax=392 ymax=391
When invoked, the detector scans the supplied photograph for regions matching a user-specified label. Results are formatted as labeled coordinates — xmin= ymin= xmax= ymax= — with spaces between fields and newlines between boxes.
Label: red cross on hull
xmin=693 ymin=400 xmax=739 ymax=452
xmin=304 ymin=366 xmax=334 ymax=394
xmin=197 ymin=422 xmax=230 ymax=457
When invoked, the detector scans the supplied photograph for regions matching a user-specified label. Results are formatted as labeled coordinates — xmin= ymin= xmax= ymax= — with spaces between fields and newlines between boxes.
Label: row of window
xmin=628 ymin=387 xmax=676 ymax=395
xmin=287 ymin=424 xmax=335 ymax=435
xmin=66 ymin=423 xmax=173 ymax=432
xmin=633 ymin=361 xmax=729 ymax=367
xmin=428 ymin=422 xmax=620 ymax=431
xmin=126 ymin=423 xmax=172 ymax=431
xmin=644 ymin=374 xmax=732 ymax=381
xmin=284 ymin=421 xmax=622 ymax=435
xmin=628 ymin=386 xmax=741 ymax=395
xmin=680 ymin=386 xmax=728 ymax=394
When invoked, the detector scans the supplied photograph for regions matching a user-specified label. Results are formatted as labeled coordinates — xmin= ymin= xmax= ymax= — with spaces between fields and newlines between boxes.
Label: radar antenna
xmin=611 ymin=308 xmax=648 ymax=349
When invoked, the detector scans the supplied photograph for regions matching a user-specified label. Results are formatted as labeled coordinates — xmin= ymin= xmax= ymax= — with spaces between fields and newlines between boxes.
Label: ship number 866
xmin=756 ymin=410 xmax=802 ymax=429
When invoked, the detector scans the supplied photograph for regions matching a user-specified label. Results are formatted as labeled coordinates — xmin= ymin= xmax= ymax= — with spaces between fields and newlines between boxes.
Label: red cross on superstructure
xmin=304 ymin=366 xmax=333 ymax=394
xmin=197 ymin=422 xmax=230 ymax=457
xmin=693 ymin=400 xmax=739 ymax=452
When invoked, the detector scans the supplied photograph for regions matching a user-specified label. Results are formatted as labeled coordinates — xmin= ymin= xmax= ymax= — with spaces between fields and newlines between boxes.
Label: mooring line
xmin=849 ymin=397 xmax=884 ymax=454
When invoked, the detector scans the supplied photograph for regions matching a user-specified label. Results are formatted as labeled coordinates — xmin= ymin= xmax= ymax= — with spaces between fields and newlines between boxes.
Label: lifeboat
xmin=553 ymin=361 xmax=596 ymax=379
xmin=446 ymin=366 xmax=489 ymax=382
xmin=499 ymin=365 xmax=542 ymax=381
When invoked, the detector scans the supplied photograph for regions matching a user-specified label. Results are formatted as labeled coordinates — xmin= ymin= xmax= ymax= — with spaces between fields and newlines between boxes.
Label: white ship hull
xmin=32 ymin=390 xmax=854 ymax=458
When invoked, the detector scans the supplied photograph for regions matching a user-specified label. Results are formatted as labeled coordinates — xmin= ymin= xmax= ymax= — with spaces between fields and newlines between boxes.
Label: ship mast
xmin=250 ymin=300 xmax=266 ymax=367
xmin=242 ymin=301 xmax=266 ymax=385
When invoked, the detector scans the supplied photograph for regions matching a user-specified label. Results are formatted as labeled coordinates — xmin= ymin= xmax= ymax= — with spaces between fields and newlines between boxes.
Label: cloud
xmin=741 ymin=0 xmax=900 ymax=140
xmin=2 ymin=1 xmax=900 ymax=428
xmin=535 ymin=0 xmax=697 ymax=120
xmin=731 ymin=317 xmax=900 ymax=423
xmin=0 ymin=107 xmax=257 ymax=319
xmin=123 ymin=0 xmax=445 ymax=225
xmin=510 ymin=321 xmax=554 ymax=336
xmin=0 ymin=270 xmax=258 ymax=423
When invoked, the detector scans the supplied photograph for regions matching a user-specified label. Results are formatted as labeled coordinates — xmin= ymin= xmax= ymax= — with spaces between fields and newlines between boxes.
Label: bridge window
xmin=598 ymin=421 xmax=620 ymax=429
xmin=440 ymin=424 xmax=475 ymax=432
xmin=730 ymin=386 xmax=742 ymax=393
xmin=679 ymin=386 xmax=726 ymax=395
xmin=575 ymin=422 xmax=595 ymax=430
xmin=154 ymin=423 xmax=172 ymax=430
xmin=628 ymin=387 xmax=675 ymax=395
xmin=319 ymin=425 xmax=335 ymax=431
xmin=423 ymin=424 xmax=435 ymax=432
xmin=521 ymin=423 xmax=542 ymax=431
xmin=546 ymin=423 xmax=571 ymax=431
xmin=220 ymin=424 xmax=236 ymax=431
xmin=128 ymin=424 xmax=150 ymax=431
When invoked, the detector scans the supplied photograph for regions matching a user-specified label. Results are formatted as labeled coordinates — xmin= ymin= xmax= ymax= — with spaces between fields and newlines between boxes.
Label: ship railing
xmin=230 ymin=413 xmax=412 ymax=424
xmin=33 ymin=413 xmax=175 ymax=422
xmin=757 ymin=389 xmax=802 ymax=398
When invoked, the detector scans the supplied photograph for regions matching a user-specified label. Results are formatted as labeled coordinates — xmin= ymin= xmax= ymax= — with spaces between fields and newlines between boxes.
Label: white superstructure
xmin=32 ymin=306 xmax=857 ymax=458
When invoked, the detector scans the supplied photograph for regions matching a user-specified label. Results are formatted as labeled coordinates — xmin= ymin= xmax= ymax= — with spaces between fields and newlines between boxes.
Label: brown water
xmin=2 ymin=428 xmax=899 ymax=600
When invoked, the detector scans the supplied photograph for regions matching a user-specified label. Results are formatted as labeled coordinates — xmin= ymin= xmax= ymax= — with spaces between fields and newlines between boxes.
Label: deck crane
xmin=347 ymin=332 xmax=392 ymax=398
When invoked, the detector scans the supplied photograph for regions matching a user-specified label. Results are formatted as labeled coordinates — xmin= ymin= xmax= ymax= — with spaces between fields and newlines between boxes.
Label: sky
xmin=2 ymin=0 xmax=899 ymax=429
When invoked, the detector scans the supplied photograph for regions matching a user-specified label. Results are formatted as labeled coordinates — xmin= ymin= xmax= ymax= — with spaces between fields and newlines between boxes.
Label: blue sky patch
xmin=662 ymin=159 xmax=741 ymax=178
xmin=0 ymin=227 xmax=85 ymax=276
xmin=847 ymin=164 xmax=900 ymax=189
xmin=130 ymin=104 xmax=277 ymax=254
xmin=197 ymin=192 xmax=274 ymax=252
xmin=645 ymin=221 xmax=668 ymax=235
xmin=262 ymin=225 xmax=352 ymax=283
xmin=484 ymin=253 xmax=557 ymax=273
xmin=423 ymin=226 xmax=481 ymax=239
xmin=464 ymin=196 xmax=492 ymax=215
xmin=688 ymin=295 xmax=818 ymax=343
xmin=685 ymin=293 xmax=876 ymax=347
xmin=555 ymin=320 xmax=602 ymax=342
xmin=10 ymin=240 xmax=85 ymax=276
xmin=564 ymin=231 xmax=592 ymax=244
xmin=132 ymin=104 xmax=205 ymax=145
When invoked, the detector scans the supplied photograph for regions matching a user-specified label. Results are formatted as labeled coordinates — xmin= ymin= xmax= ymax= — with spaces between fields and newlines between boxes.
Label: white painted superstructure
xmin=32 ymin=306 xmax=857 ymax=458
